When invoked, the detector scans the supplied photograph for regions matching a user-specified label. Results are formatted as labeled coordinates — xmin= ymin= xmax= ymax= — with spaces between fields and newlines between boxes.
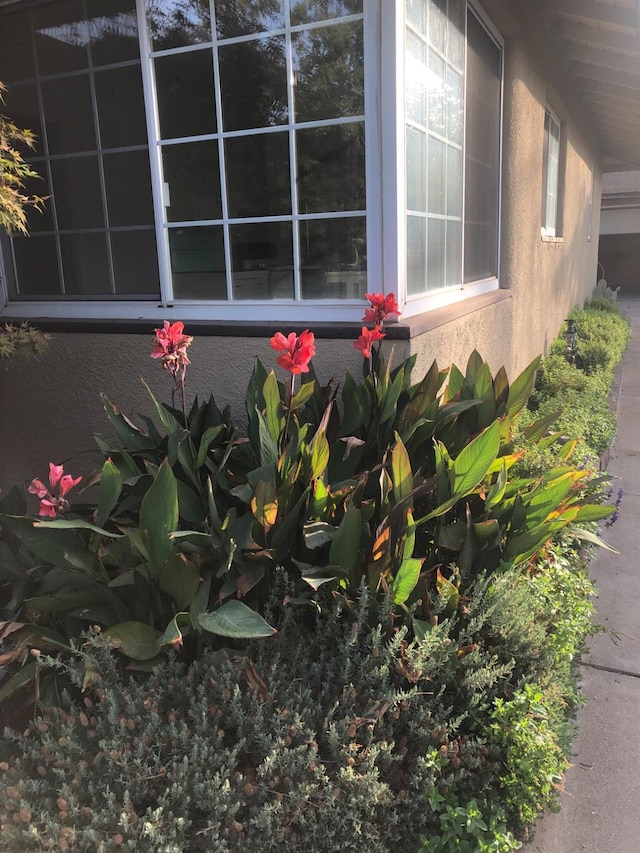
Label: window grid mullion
xmin=285 ymin=7 xmax=302 ymax=301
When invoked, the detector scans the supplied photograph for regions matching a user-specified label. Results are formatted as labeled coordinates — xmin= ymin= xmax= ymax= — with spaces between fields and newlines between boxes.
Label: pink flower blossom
xmin=151 ymin=321 xmax=193 ymax=379
xmin=363 ymin=292 xmax=400 ymax=328
xmin=270 ymin=330 xmax=316 ymax=375
xmin=354 ymin=325 xmax=386 ymax=359
xmin=28 ymin=462 xmax=82 ymax=518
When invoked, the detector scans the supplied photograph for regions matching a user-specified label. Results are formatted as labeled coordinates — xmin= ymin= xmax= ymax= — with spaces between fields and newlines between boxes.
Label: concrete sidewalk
xmin=529 ymin=297 xmax=640 ymax=853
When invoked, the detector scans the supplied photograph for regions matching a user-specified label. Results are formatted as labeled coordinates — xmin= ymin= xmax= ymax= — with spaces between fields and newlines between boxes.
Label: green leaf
xmin=485 ymin=458 xmax=508 ymax=510
xmin=103 ymin=621 xmax=161 ymax=660
xmin=34 ymin=518 xmax=122 ymax=538
xmin=196 ymin=425 xmax=225 ymax=468
xmin=100 ymin=394 xmax=154 ymax=452
xmin=392 ymin=557 xmax=422 ymax=604
xmin=95 ymin=458 xmax=122 ymax=527
xmin=379 ymin=367 xmax=405 ymax=424
xmin=159 ymin=553 xmax=201 ymax=609
xmin=263 ymin=370 xmax=285 ymax=445
xmin=303 ymin=520 xmax=337 ymax=550
xmin=198 ymin=600 xmax=276 ymax=638
xmin=256 ymin=407 xmax=279 ymax=467
xmin=251 ymin=480 xmax=278 ymax=532
xmin=310 ymin=431 xmax=330 ymax=480
xmin=290 ymin=381 xmax=315 ymax=412
xmin=571 ymin=527 xmax=620 ymax=553
xmin=450 ymin=419 xmax=501 ymax=498
xmin=506 ymin=356 xmax=541 ymax=418
xmin=157 ymin=612 xmax=192 ymax=649
xmin=0 ymin=661 xmax=39 ymax=703
xmin=339 ymin=373 xmax=371 ymax=436
xmin=139 ymin=459 xmax=178 ymax=575
xmin=571 ymin=504 xmax=615 ymax=523
xmin=141 ymin=378 xmax=183 ymax=434
xmin=522 ymin=410 xmax=562 ymax=443
xmin=391 ymin=434 xmax=413 ymax=505
xmin=329 ymin=503 xmax=362 ymax=572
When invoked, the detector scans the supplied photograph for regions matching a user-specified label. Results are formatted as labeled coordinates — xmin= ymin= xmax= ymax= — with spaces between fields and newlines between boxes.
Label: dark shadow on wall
xmin=599 ymin=233 xmax=640 ymax=295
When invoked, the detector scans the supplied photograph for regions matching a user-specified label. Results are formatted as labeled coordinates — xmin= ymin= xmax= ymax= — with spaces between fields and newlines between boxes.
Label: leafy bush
xmin=0 ymin=545 xmax=598 ymax=851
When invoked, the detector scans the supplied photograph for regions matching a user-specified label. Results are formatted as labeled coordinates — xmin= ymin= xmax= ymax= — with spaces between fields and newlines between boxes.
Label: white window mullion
xmin=136 ymin=0 xmax=172 ymax=307
xmin=284 ymin=8 xmax=301 ymax=301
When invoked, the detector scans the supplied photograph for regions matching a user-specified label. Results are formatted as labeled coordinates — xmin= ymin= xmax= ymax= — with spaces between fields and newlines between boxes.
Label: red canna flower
xmin=151 ymin=320 xmax=193 ymax=380
xmin=354 ymin=325 xmax=385 ymax=359
xmin=29 ymin=462 xmax=82 ymax=518
xmin=270 ymin=330 xmax=316 ymax=375
xmin=363 ymin=292 xmax=400 ymax=328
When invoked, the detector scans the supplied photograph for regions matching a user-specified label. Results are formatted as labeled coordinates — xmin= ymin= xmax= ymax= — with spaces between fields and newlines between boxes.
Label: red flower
xmin=151 ymin=321 xmax=193 ymax=378
xmin=270 ymin=330 xmax=316 ymax=375
xmin=29 ymin=462 xmax=82 ymax=518
xmin=354 ymin=325 xmax=385 ymax=359
xmin=363 ymin=292 xmax=400 ymax=327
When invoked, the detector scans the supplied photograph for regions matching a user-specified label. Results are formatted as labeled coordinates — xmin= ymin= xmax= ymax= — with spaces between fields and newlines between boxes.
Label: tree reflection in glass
xmin=214 ymin=0 xmax=285 ymax=39
xmin=146 ymin=0 xmax=211 ymax=50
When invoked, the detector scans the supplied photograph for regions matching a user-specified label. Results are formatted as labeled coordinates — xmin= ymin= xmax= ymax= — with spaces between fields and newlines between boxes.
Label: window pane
xmin=446 ymin=66 xmax=463 ymax=144
xmin=290 ymin=0 xmax=362 ymax=25
xmin=50 ymin=156 xmax=104 ymax=229
xmin=155 ymin=50 xmax=216 ymax=140
xmin=41 ymin=74 xmax=96 ymax=155
xmin=111 ymin=230 xmax=159 ymax=296
xmin=1 ymin=84 xmax=43 ymax=152
xmin=0 ymin=10 xmax=34 ymax=83
xmin=429 ymin=0 xmax=446 ymax=53
xmin=407 ymin=127 xmax=426 ymax=213
xmin=22 ymin=165 xmax=54 ymax=233
xmin=11 ymin=236 xmax=61 ymax=296
xmin=87 ymin=0 xmax=140 ymax=66
xmin=230 ymin=221 xmax=293 ymax=299
xmin=448 ymin=0 xmax=465 ymax=68
xmin=34 ymin=0 xmax=88 ymax=76
xmin=446 ymin=145 xmax=462 ymax=217
xmin=169 ymin=226 xmax=227 ymax=300
xmin=215 ymin=0 xmax=286 ymax=39
xmin=406 ymin=0 xmax=426 ymax=36
xmin=60 ymin=233 xmax=111 ymax=294
xmin=296 ymin=124 xmax=365 ymax=213
xmin=406 ymin=215 xmax=426 ymax=295
xmin=299 ymin=217 xmax=366 ymax=299
xmin=427 ymin=217 xmax=445 ymax=290
xmin=445 ymin=219 xmax=461 ymax=287
xmin=464 ymin=11 xmax=501 ymax=282
xmin=406 ymin=30 xmax=427 ymax=127
xmin=428 ymin=136 xmax=445 ymax=215
xmin=95 ymin=65 xmax=148 ymax=149
xmin=104 ymin=151 xmax=154 ymax=227
xmin=218 ymin=38 xmax=288 ymax=132
xmin=162 ymin=141 xmax=222 ymax=222
xmin=146 ymin=0 xmax=211 ymax=51
xmin=293 ymin=21 xmax=364 ymax=122
xmin=427 ymin=49 xmax=445 ymax=136
xmin=225 ymin=133 xmax=291 ymax=218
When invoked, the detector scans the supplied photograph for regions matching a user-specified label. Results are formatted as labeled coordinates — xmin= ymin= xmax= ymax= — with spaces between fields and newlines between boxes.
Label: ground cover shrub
xmin=0 ymin=541 xmax=599 ymax=851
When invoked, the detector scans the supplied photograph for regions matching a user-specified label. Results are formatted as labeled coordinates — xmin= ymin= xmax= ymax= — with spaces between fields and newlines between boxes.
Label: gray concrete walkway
xmin=529 ymin=297 xmax=640 ymax=853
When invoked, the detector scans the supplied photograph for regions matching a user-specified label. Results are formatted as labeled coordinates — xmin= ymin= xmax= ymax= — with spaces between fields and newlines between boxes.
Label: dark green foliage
xmin=0 ymin=546 xmax=597 ymax=851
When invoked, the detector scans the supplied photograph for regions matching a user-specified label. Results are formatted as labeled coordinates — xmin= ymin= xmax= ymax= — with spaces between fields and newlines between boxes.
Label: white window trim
xmin=542 ymin=105 xmax=561 ymax=238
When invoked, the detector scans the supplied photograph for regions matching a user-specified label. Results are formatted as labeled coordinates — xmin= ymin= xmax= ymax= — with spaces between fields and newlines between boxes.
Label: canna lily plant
xmin=0 ymin=295 xmax=617 ymax=707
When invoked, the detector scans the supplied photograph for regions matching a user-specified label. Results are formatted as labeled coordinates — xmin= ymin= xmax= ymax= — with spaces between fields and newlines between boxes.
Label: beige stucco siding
xmin=0 ymin=0 xmax=603 ymax=492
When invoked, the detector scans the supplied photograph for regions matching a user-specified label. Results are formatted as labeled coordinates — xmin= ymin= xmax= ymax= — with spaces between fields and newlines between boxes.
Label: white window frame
xmin=542 ymin=105 xmax=561 ymax=238
xmin=398 ymin=0 xmax=503 ymax=319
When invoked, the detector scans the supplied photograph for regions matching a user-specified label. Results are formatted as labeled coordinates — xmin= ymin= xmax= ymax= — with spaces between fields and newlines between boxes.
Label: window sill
xmin=541 ymin=234 xmax=564 ymax=243
xmin=15 ymin=290 xmax=511 ymax=340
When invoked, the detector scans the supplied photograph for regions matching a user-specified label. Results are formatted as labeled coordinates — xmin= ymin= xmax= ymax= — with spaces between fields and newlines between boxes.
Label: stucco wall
xmin=0 ymin=0 xmax=602 ymax=492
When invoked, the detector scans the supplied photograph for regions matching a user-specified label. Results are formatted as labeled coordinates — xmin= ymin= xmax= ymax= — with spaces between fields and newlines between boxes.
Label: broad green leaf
xmin=256 ymin=407 xmax=279 ymax=467
xmin=339 ymin=373 xmax=371 ymax=436
xmin=392 ymin=557 xmax=422 ymax=604
xmin=251 ymin=480 xmax=278 ymax=532
xmin=263 ymin=370 xmax=285 ymax=445
xmin=329 ymin=503 xmax=362 ymax=572
xmin=450 ymin=419 xmax=501 ymax=498
xmin=27 ymin=589 xmax=108 ymax=615
xmin=159 ymin=553 xmax=201 ymax=609
xmin=196 ymin=425 xmax=225 ymax=468
xmin=139 ymin=459 xmax=178 ymax=575
xmin=570 ymin=504 xmax=615 ymax=523
xmin=158 ymin=612 xmax=192 ymax=649
xmin=379 ymin=368 xmax=405 ymax=424
xmin=96 ymin=458 xmax=122 ymax=527
xmin=35 ymin=518 xmax=122 ymax=538
xmin=103 ymin=621 xmax=160 ymax=660
xmin=465 ymin=349 xmax=484 ymax=386
xmin=436 ymin=570 xmax=459 ymax=613
xmin=100 ymin=394 xmax=154 ymax=452
xmin=198 ymin=600 xmax=276 ymax=638
xmin=485 ymin=459 xmax=508 ymax=510
xmin=290 ymin=381 xmax=315 ymax=412
xmin=522 ymin=410 xmax=562 ymax=443
xmin=571 ymin=527 xmax=619 ymax=553
xmin=504 ymin=520 xmax=567 ymax=565
xmin=400 ymin=359 xmax=445 ymax=428
xmin=1 ymin=516 xmax=98 ymax=572
xmin=505 ymin=356 xmax=541 ymax=418
xmin=444 ymin=363 xmax=465 ymax=402
xmin=391 ymin=434 xmax=413 ymax=504
xmin=141 ymin=378 xmax=183 ymax=434
xmin=303 ymin=520 xmax=337 ymax=550
xmin=310 ymin=432 xmax=330 ymax=480
xmin=0 ymin=661 xmax=38 ymax=703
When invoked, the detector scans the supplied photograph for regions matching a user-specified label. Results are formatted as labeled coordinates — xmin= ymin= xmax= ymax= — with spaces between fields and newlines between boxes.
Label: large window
xmin=404 ymin=0 xmax=502 ymax=311
xmin=0 ymin=0 xmax=502 ymax=322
